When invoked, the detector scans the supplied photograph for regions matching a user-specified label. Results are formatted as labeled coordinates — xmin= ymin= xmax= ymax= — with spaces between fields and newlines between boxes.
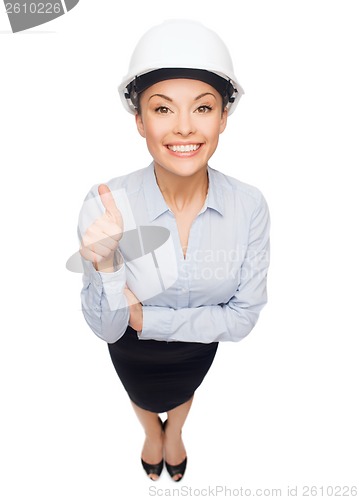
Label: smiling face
xmin=135 ymin=78 xmax=228 ymax=178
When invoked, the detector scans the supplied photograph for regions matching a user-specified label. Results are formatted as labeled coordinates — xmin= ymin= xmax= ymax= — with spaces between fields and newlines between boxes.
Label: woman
xmin=78 ymin=19 xmax=270 ymax=482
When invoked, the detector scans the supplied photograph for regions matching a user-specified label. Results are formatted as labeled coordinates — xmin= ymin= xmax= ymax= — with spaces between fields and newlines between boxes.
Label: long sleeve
xmin=139 ymin=192 xmax=270 ymax=343
xmin=77 ymin=182 xmax=135 ymax=344
xmin=80 ymin=256 xmax=130 ymax=344
xmin=76 ymin=164 xmax=270 ymax=344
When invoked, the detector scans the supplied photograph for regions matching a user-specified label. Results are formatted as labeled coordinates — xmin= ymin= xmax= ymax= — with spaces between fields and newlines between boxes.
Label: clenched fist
xmin=80 ymin=184 xmax=124 ymax=272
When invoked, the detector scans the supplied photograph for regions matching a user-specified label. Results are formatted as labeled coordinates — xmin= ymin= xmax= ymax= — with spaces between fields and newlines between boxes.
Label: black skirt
xmin=107 ymin=325 xmax=219 ymax=413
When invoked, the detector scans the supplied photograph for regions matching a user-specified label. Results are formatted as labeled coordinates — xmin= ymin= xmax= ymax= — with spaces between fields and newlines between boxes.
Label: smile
xmin=167 ymin=144 xmax=201 ymax=153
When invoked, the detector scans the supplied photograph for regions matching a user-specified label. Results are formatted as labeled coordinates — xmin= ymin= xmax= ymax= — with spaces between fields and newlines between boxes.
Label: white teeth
xmin=168 ymin=144 xmax=200 ymax=152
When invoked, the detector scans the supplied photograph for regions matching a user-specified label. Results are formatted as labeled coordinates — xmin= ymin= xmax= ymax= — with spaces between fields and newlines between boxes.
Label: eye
xmin=155 ymin=106 xmax=171 ymax=114
xmin=196 ymin=105 xmax=213 ymax=114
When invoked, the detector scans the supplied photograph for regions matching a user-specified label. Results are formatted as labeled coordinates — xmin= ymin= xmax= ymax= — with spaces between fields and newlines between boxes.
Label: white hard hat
xmin=118 ymin=19 xmax=244 ymax=115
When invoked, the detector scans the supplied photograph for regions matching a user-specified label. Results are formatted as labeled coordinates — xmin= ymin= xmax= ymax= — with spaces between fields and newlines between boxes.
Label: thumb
xmin=98 ymin=184 xmax=120 ymax=218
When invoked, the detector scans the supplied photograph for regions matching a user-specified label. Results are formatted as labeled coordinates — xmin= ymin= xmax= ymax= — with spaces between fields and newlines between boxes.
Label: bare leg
xmin=164 ymin=395 xmax=194 ymax=481
xmin=131 ymin=401 xmax=164 ymax=480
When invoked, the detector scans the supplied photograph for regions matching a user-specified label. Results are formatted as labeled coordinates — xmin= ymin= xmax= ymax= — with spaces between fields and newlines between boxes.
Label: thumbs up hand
xmin=80 ymin=184 xmax=124 ymax=272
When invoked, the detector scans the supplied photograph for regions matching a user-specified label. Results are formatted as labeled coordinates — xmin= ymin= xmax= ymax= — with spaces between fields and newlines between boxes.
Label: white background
xmin=1 ymin=1 xmax=358 ymax=498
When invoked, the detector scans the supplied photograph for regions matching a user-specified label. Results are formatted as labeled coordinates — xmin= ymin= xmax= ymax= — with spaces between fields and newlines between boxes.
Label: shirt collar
xmin=143 ymin=162 xmax=225 ymax=222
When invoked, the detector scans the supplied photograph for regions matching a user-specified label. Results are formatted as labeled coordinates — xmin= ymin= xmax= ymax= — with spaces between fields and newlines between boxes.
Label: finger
xmin=80 ymin=243 xmax=115 ymax=269
xmin=84 ymin=224 xmax=120 ymax=249
xmin=98 ymin=184 xmax=121 ymax=221
xmin=93 ymin=217 xmax=122 ymax=240
xmin=79 ymin=244 xmax=102 ymax=263
xmin=82 ymin=235 xmax=119 ymax=257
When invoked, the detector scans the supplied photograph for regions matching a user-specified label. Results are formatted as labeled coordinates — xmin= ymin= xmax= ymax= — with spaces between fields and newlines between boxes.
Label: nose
xmin=173 ymin=111 xmax=195 ymax=136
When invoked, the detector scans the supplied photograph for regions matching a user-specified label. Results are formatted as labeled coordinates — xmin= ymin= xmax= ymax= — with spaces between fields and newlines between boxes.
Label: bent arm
xmin=77 ymin=184 xmax=130 ymax=343
xmin=140 ymin=194 xmax=270 ymax=343
xmin=80 ymin=257 xmax=130 ymax=343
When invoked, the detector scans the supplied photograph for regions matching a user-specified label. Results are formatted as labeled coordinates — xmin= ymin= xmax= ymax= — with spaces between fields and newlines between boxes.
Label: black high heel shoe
xmin=141 ymin=417 xmax=164 ymax=480
xmin=141 ymin=458 xmax=164 ymax=480
xmin=163 ymin=419 xmax=187 ymax=482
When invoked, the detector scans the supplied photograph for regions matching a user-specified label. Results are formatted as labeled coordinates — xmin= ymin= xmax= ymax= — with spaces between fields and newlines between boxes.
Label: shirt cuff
xmin=98 ymin=263 xmax=126 ymax=293
xmin=139 ymin=306 xmax=173 ymax=340
xmin=81 ymin=261 xmax=125 ymax=312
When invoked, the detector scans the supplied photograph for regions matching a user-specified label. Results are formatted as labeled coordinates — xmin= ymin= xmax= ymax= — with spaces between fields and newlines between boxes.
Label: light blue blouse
xmin=78 ymin=162 xmax=270 ymax=344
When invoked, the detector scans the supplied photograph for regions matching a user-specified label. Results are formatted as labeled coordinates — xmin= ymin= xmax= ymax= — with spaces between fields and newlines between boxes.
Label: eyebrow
xmin=195 ymin=92 xmax=216 ymax=101
xmin=148 ymin=92 xmax=216 ymax=102
xmin=148 ymin=93 xmax=173 ymax=102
